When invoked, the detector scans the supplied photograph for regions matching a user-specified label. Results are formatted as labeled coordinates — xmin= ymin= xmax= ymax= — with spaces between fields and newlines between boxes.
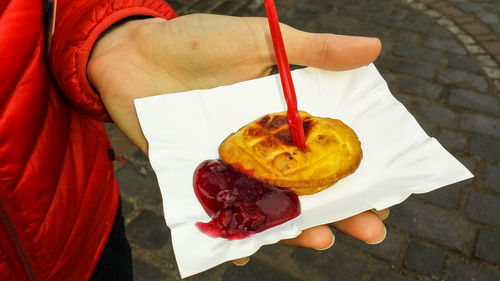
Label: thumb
xmin=279 ymin=24 xmax=382 ymax=71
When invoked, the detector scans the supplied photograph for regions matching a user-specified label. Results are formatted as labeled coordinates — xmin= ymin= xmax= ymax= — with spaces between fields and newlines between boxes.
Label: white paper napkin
xmin=134 ymin=64 xmax=473 ymax=278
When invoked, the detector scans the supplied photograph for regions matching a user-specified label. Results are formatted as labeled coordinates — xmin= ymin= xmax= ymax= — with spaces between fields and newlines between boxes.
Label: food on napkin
xmin=219 ymin=111 xmax=363 ymax=195
xmin=135 ymin=65 xmax=474 ymax=277
xmin=193 ymin=111 xmax=362 ymax=239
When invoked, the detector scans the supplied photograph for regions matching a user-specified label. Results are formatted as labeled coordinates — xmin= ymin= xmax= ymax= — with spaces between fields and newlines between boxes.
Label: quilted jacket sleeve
xmin=49 ymin=0 xmax=177 ymax=121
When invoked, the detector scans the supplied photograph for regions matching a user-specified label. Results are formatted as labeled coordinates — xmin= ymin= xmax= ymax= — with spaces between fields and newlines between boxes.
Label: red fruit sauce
xmin=193 ymin=159 xmax=300 ymax=240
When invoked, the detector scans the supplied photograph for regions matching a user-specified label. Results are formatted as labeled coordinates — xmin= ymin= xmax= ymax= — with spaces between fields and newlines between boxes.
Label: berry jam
xmin=193 ymin=159 xmax=300 ymax=240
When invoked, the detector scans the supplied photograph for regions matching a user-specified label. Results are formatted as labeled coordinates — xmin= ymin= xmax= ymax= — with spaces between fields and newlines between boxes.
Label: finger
xmin=232 ymin=256 xmax=250 ymax=266
xmin=331 ymin=210 xmax=386 ymax=244
xmin=282 ymin=225 xmax=334 ymax=250
xmin=371 ymin=208 xmax=390 ymax=221
xmin=281 ymin=25 xmax=382 ymax=71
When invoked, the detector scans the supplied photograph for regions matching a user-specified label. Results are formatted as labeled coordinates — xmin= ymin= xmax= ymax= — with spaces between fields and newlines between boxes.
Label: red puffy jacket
xmin=0 ymin=1 xmax=176 ymax=280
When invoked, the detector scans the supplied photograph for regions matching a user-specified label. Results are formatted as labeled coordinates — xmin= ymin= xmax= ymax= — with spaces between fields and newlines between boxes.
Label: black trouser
xmin=89 ymin=202 xmax=133 ymax=281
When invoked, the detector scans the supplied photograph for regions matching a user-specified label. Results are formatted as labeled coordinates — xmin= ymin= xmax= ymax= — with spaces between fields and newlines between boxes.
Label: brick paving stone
xmin=483 ymin=66 xmax=500 ymax=79
xmin=465 ymin=191 xmax=500 ymax=227
xmin=485 ymin=3 xmax=500 ymax=13
xmin=476 ymin=33 xmax=499 ymax=44
xmin=317 ymin=12 xmax=359 ymax=30
xmin=288 ymin=245 xmax=367 ymax=281
xmin=295 ymin=0 xmax=333 ymax=13
xmin=392 ymin=59 xmax=438 ymax=79
xmin=483 ymin=164 xmax=500 ymax=193
xmin=185 ymin=264 xmax=228 ymax=281
xmin=126 ymin=210 xmax=171 ymax=249
xmin=438 ymin=68 xmax=488 ymax=92
xmin=389 ymin=74 xmax=443 ymax=99
xmin=448 ymin=88 xmax=500 ymax=116
xmin=339 ymin=4 xmax=369 ymax=19
xmin=367 ymin=265 xmax=418 ymax=281
xmin=462 ymin=22 xmax=492 ymax=36
xmin=446 ymin=259 xmax=500 ymax=281
xmin=388 ymin=30 xmax=422 ymax=44
xmin=474 ymin=228 xmax=500 ymax=265
xmin=334 ymin=227 xmax=406 ymax=262
xmin=459 ymin=113 xmax=500 ymax=138
xmin=429 ymin=26 xmax=455 ymax=40
xmin=483 ymin=41 xmax=500 ymax=55
xmin=415 ymin=180 xmax=465 ymax=209
xmin=476 ymin=54 xmax=498 ymax=68
xmin=469 ymin=135 xmax=500 ymax=162
xmin=274 ymin=0 xmax=299 ymax=9
xmin=243 ymin=0 xmax=264 ymax=12
xmin=189 ymin=0 xmax=218 ymax=12
xmin=492 ymin=24 xmax=500 ymax=36
xmin=256 ymin=242 xmax=290 ymax=261
xmin=257 ymin=240 xmax=365 ymax=281
xmin=286 ymin=9 xmax=317 ymax=28
xmin=436 ymin=128 xmax=467 ymax=152
xmin=407 ymin=98 xmax=458 ymax=128
xmin=456 ymin=156 xmax=477 ymax=175
xmin=375 ymin=53 xmax=395 ymax=70
xmin=165 ymin=0 xmax=186 ymax=12
xmin=122 ymin=198 xmax=135 ymax=218
xmin=212 ymin=1 xmax=243 ymax=14
xmin=356 ymin=21 xmax=388 ymax=37
xmin=369 ymin=13 xmax=408 ymax=28
xmin=416 ymin=118 xmax=440 ymax=137
xmin=404 ymin=241 xmax=445 ymax=278
xmin=115 ymin=163 xmax=163 ymax=206
xmin=132 ymin=149 xmax=148 ymax=161
xmin=454 ymin=14 xmax=477 ymax=25
xmin=133 ymin=259 xmax=169 ymax=281
xmin=392 ymin=44 xmax=444 ymax=63
xmin=476 ymin=12 xmax=499 ymax=25
xmin=424 ymin=37 xmax=467 ymax=54
xmin=362 ymin=1 xmax=388 ymax=14
xmin=246 ymin=243 xmax=308 ymax=280
xmin=386 ymin=197 xmax=474 ymax=252
xmin=222 ymin=259 xmax=303 ymax=281
xmin=430 ymin=1 xmax=448 ymax=10
xmin=417 ymin=0 xmax=439 ymax=5
xmin=440 ymin=5 xmax=465 ymax=18
xmin=447 ymin=54 xmax=483 ymax=73
xmin=493 ymin=54 xmax=500 ymax=67
xmin=397 ymin=17 xmax=433 ymax=34
xmin=455 ymin=2 xmax=483 ymax=13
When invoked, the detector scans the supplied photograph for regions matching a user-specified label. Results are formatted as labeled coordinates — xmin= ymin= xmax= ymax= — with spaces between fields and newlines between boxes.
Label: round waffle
xmin=219 ymin=111 xmax=362 ymax=195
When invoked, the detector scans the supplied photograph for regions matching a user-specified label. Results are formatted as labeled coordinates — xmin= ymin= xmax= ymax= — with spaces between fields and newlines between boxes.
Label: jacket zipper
xmin=0 ymin=198 xmax=38 ymax=281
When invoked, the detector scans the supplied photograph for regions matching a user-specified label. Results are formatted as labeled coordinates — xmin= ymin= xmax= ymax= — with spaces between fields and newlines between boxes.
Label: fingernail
xmin=380 ymin=209 xmax=390 ymax=220
xmin=315 ymin=235 xmax=335 ymax=251
xmin=232 ymin=258 xmax=250 ymax=266
xmin=366 ymin=226 xmax=387 ymax=245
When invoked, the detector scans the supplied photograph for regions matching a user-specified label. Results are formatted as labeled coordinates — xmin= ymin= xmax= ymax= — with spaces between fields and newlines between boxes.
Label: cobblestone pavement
xmin=106 ymin=0 xmax=500 ymax=280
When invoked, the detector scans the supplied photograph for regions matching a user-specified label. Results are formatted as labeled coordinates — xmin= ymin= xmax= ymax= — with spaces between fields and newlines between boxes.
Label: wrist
xmin=87 ymin=17 xmax=164 ymax=89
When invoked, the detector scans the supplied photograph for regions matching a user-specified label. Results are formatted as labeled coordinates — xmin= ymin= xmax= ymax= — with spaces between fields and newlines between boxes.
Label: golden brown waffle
xmin=219 ymin=111 xmax=362 ymax=195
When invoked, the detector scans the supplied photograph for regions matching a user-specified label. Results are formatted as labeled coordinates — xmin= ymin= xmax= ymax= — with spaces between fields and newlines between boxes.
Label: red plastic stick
xmin=263 ymin=0 xmax=306 ymax=149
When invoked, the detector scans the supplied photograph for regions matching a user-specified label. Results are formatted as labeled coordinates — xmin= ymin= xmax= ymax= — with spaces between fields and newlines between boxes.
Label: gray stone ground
xmin=105 ymin=0 xmax=500 ymax=280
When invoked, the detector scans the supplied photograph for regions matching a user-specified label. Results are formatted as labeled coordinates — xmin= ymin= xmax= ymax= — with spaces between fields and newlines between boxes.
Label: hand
xmin=233 ymin=208 xmax=389 ymax=266
xmin=88 ymin=14 xmax=381 ymax=153
xmin=87 ymin=13 xmax=386 ymax=265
